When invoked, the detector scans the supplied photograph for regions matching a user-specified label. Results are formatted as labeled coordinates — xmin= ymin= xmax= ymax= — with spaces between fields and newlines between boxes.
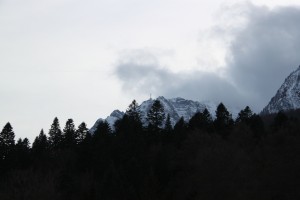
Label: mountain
xmin=89 ymin=110 xmax=125 ymax=133
xmin=91 ymin=96 xmax=239 ymax=132
xmin=262 ymin=66 xmax=300 ymax=115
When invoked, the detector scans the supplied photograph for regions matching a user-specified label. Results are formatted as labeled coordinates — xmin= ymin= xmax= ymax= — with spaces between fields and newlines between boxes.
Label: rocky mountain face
xmin=90 ymin=96 xmax=238 ymax=132
xmin=262 ymin=66 xmax=300 ymax=115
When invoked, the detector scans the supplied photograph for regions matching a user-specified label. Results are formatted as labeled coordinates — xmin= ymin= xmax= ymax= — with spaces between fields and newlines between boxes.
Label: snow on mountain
xmin=89 ymin=110 xmax=124 ymax=133
xmin=90 ymin=96 xmax=238 ymax=132
xmin=262 ymin=66 xmax=300 ymax=115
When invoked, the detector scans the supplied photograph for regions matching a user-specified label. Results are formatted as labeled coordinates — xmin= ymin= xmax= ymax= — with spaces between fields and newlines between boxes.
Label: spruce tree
xmin=164 ymin=114 xmax=173 ymax=133
xmin=214 ymin=103 xmax=233 ymax=134
xmin=189 ymin=108 xmax=212 ymax=131
xmin=127 ymin=100 xmax=142 ymax=123
xmin=76 ymin=122 xmax=89 ymax=144
xmin=0 ymin=122 xmax=15 ymax=160
xmin=0 ymin=122 xmax=15 ymax=147
xmin=126 ymin=99 xmax=143 ymax=132
xmin=32 ymin=129 xmax=49 ymax=154
xmin=48 ymin=117 xmax=62 ymax=149
xmin=236 ymin=106 xmax=253 ymax=124
xmin=14 ymin=138 xmax=31 ymax=169
xmin=62 ymin=118 xmax=77 ymax=148
xmin=174 ymin=117 xmax=186 ymax=133
xmin=147 ymin=100 xmax=165 ymax=131
xmin=94 ymin=120 xmax=111 ymax=139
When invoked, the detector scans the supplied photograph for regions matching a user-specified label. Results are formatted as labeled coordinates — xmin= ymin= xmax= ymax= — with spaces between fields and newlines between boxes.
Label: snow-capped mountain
xmin=90 ymin=96 xmax=238 ymax=132
xmin=262 ymin=66 xmax=300 ymax=115
xmin=89 ymin=110 xmax=124 ymax=133
xmin=138 ymin=97 xmax=217 ymax=126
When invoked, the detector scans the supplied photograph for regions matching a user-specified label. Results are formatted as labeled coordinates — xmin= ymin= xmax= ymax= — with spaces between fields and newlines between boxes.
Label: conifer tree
xmin=0 ymin=122 xmax=15 ymax=161
xmin=127 ymin=100 xmax=142 ymax=123
xmin=189 ymin=108 xmax=213 ymax=131
xmin=76 ymin=122 xmax=89 ymax=144
xmin=32 ymin=129 xmax=49 ymax=154
xmin=174 ymin=117 xmax=186 ymax=133
xmin=214 ymin=103 xmax=234 ymax=133
xmin=164 ymin=114 xmax=173 ymax=133
xmin=14 ymin=138 xmax=30 ymax=169
xmin=94 ymin=120 xmax=111 ymax=139
xmin=0 ymin=122 xmax=15 ymax=148
xmin=147 ymin=100 xmax=165 ymax=131
xmin=126 ymin=100 xmax=143 ymax=132
xmin=236 ymin=106 xmax=253 ymax=124
xmin=48 ymin=117 xmax=62 ymax=149
xmin=62 ymin=119 xmax=77 ymax=148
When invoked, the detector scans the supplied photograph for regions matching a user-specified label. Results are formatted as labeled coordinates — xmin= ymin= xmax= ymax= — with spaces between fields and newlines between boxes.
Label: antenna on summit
xmin=150 ymin=93 xmax=152 ymax=100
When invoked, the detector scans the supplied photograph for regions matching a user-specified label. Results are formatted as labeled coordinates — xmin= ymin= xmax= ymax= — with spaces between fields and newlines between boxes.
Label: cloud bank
xmin=115 ymin=4 xmax=300 ymax=112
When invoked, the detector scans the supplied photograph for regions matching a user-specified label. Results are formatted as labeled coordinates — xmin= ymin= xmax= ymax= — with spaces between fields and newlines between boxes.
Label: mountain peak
xmin=90 ymin=96 xmax=239 ymax=133
xmin=262 ymin=66 xmax=300 ymax=115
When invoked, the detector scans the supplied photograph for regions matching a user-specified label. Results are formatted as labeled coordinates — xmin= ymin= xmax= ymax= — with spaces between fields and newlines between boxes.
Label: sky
xmin=1 ymin=0 xmax=300 ymax=142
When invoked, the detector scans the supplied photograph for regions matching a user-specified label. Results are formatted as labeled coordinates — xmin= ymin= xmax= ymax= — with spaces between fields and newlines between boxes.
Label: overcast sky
xmin=1 ymin=0 xmax=300 ymax=142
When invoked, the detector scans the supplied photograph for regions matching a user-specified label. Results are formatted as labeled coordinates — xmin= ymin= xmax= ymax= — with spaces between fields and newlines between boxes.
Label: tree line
xmin=0 ymin=100 xmax=299 ymax=200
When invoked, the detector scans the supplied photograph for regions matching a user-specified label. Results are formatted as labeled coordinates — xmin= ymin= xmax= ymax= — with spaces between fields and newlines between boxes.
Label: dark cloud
xmin=227 ymin=4 xmax=300 ymax=110
xmin=115 ymin=4 xmax=300 ymax=112
xmin=115 ymin=53 xmax=245 ymax=108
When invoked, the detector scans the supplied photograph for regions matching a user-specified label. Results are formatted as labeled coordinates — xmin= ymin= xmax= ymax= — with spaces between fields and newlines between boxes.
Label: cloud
xmin=115 ymin=50 xmax=245 ymax=108
xmin=115 ymin=4 xmax=300 ymax=112
xmin=226 ymin=4 xmax=300 ymax=110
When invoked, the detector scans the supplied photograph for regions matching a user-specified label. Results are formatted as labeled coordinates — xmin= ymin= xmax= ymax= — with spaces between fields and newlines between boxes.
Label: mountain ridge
xmin=262 ymin=66 xmax=300 ymax=115
xmin=90 ymin=96 xmax=239 ymax=132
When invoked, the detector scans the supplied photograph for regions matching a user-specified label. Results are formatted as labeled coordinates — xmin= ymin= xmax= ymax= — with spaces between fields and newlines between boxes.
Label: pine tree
xmin=126 ymin=99 xmax=143 ymax=132
xmin=0 ymin=122 xmax=15 ymax=147
xmin=127 ymin=100 xmax=142 ymax=123
xmin=189 ymin=108 xmax=213 ymax=131
xmin=164 ymin=114 xmax=173 ymax=133
xmin=76 ymin=122 xmax=89 ymax=144
xmin=62 ymin=118 xmax=77 ymax=148
xmin=236 ymin=106 xmax=253 ymax=124
xmin=32 ymin=129 xmax=49 ymax=154
xmin=14 ymin=138 xmax=31 ymax=168
xmin=174 ymin=117 xmax=186 ymax=133
xmin=48 ymin=117 xmax=62 ymax=149
xmin=0 ymin=122 xmax=15 ymax=160
xmin=147 ymin=100 xmax=165 ymax=131
xmin=214 ymin=103 xmax=234 ymax=134
xmin=94 ymin=120 xmax=111 ymax=139
xmin=174 ymin=117 xmax=188 ymax=143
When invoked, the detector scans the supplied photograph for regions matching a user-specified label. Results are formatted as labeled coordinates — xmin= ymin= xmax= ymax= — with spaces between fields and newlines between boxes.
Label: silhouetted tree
xmin=236 ymin=106 xmax=253 ymax=124
xmin=174 ymin=117 xmax=187 ymax=134
xmin=32 ymin=129 xmax=49 ymax=156
xmin=189 ymin=108 xmax=213 ymax=132
xmin=48 ymin=117 xmax=62 ymax=150
xmin=94 ymin=121 xmax=111 ymax=139
xmin=14 ymin=138 xmax=30 ymax=169
xmin=0 ymin=122 xmax=15 ymax=161
xmin=126 ymin=100 xmax=143 ymax=133
xmin=0 ymin=122 xmax=15 ymax=148
xmin=214 ymin=103 xmax=234 ymax=136
xmin=164 ymin=114 xmax=173 ymax=133
xmin=127 ymin=100 xmax=142 ymax=123
xmin=147 ymin=100 xmax=165 ymax=131
xmin=62 ymin=119 xmax=77 ymax=148
xmin=76 ymin=122 xmax=89 ymax=144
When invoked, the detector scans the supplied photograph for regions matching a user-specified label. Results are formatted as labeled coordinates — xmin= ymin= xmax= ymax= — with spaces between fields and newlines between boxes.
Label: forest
xmin=0 ymin=100 xmax=299 ymax=200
